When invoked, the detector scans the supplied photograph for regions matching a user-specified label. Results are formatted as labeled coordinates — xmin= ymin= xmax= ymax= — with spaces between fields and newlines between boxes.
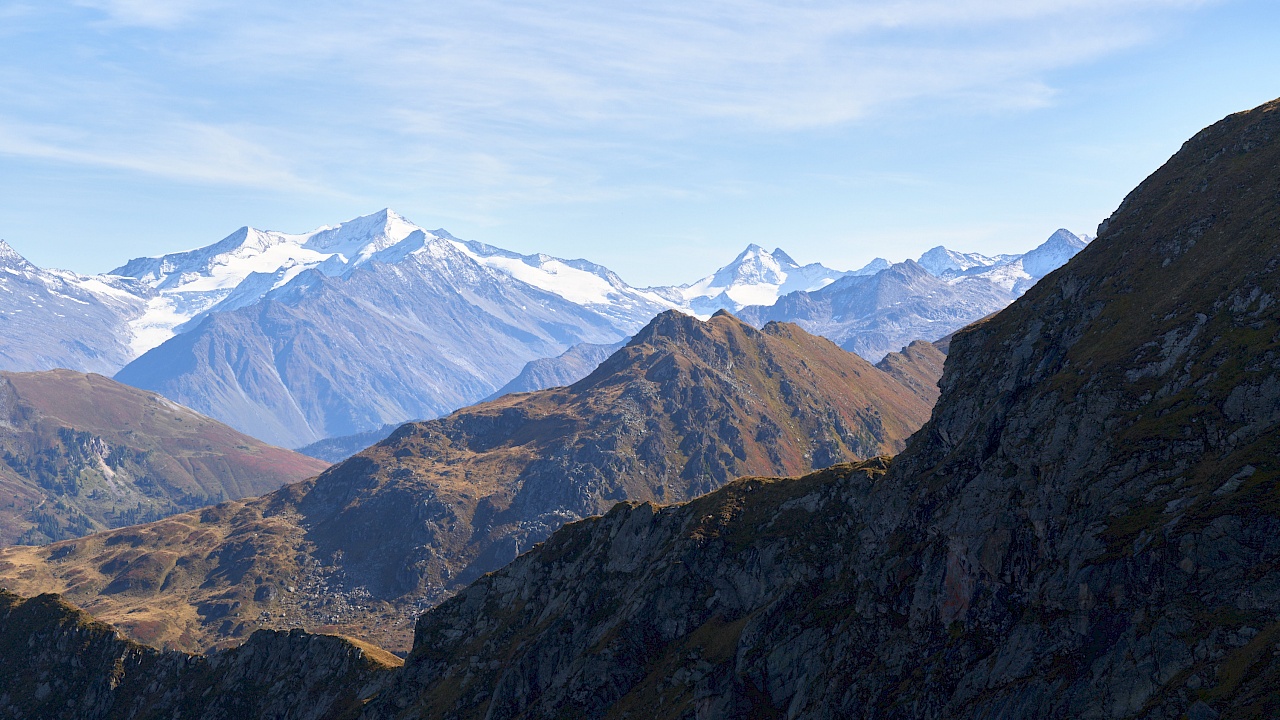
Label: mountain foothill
xmin=0 ymin=369 xmax=328 ymax=546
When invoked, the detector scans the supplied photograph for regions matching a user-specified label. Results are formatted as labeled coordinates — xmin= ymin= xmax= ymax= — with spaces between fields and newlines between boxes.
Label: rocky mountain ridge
xmin=0 ymin=589 xmax=399 ymax=719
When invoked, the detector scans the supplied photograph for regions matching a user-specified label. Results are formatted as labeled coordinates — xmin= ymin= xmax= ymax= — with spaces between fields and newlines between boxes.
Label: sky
xmin=0 ymin=0 xmax=1278 ymax=286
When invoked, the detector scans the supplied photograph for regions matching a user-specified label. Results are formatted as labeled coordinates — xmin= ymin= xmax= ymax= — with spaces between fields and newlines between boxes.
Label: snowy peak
xmin=716 ymin=245 xmax=795 ymax=286
xmin=0 ymin=240 xmax=35 ymax=272
xmin=916 ymin=246 xmax=997 ymax=276
xmin=1020 ymin=229 xmax=1089 ymax=277
xmin=300 ymin=208 xmax=419 ymax=263
xmin=675 ymin=245 xmax=848 ymax=313
xmin=916 ymin=229 xmax=1091 ymax=295
xmin=852 ymin=258 xmax=891 ymax=276
xmin=109 ymin=209 xmax=454 ymax=355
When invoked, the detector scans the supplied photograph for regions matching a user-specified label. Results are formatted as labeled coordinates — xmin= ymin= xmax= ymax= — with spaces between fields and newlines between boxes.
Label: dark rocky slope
xmin=362 ymin=98 xmax=1280 ymax=718
xmin=0 ymin=589 xmax=398 ymax=720
xmin=0 ymin=370 xmax=328 ymax=545
xmin=0 ymin=312 xmax=936 ymax=653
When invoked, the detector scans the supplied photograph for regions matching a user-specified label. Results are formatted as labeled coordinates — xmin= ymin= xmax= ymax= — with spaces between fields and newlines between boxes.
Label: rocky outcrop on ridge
xmin=0 ymin=589 xmax=398 ymax=720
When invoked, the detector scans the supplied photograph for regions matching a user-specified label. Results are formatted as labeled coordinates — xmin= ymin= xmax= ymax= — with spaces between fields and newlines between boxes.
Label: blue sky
xmin=0 ymin=0 xmax=1277 ymax=286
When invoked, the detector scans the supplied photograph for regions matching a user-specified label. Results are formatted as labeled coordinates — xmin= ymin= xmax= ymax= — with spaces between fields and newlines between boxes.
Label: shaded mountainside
xmin=0 ymin=589 xmax=398 ymax=720
xmin=0 ymin=370 xmax=327 ymax=546
xmin=0 ymin=311 xmax=937 ymax=653
xmin=0 ymin=241 xmax=146 ymax=375
xmin=486 ymin=339 xmax=629 ymax=400
xmin=356 ymin=98 xmax=1280 ymax=717
xmin=874 ymin=338 xmax=948 ymax=407
xmin=115 ymin=239 xmax=626 ymax=448
xmin=297 ymin=423 xmax=403 ymax=464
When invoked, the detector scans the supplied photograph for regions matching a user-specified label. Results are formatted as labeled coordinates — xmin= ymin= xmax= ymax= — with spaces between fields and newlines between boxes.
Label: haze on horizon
xmin=0 ymin=0 xmax=1277 ymax=286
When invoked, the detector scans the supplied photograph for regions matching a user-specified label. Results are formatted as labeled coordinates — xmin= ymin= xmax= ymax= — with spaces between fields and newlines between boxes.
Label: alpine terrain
xmin=1 ymin=210 xmax=1081 ymax=452
xmin=0 ymin=241 xmax=146 ymax=375
xmin=352 ymin=96 xmax=1280 ymax=719
xmin=0 ymin=311 xmax=940 ymax=653
xmin=0 ymin=82 xmax=1273 ymax=720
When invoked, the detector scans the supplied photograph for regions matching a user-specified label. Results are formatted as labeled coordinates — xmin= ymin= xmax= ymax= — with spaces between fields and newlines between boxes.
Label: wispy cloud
xmin=74 ymin=0 xmax=210 ymax=28
xmin=0 ymin=117 xmax=326 ymax=192
xmin=2 ymin=0 xmax=1219 ymax=198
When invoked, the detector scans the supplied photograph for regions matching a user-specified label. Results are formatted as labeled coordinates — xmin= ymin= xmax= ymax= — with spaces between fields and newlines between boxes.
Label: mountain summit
xmin=666 ymin=244 xmax=849 ymax=314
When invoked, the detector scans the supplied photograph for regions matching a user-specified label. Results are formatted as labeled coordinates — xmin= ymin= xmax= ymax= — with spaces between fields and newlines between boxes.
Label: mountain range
xmin=1 ymin=209 xmax=1086 ymax=449
xmin=356 ymin=94 xmax=1280 ymax=720
xmin=0 ymin=312 xmax=942 ymax=652
xmin=0 ymin=89 xmax=1275 ymax=720
xmin=0 ymin=370 xmax=327 ymax=545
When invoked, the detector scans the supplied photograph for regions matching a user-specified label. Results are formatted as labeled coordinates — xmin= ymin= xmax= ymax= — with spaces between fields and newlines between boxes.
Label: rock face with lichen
xmin=362 ymin=98 xmax=1280 ymax=718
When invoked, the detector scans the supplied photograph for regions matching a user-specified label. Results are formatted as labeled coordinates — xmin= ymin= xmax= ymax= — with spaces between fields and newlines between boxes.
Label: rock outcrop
xmin=0 ymin=589 xmax=398 ymax=720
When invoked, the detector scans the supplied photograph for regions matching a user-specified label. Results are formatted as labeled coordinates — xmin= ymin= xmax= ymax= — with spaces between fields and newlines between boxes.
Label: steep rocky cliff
xmin=362 ymin=98 xmax=1280 ymax=718
xmin=0 ymin=370 xmax=328 ymax=545
xmin=0 ymin=312 xmax=936 ymax=653
xmin=0 ymin=589 xmax=398 ymax=719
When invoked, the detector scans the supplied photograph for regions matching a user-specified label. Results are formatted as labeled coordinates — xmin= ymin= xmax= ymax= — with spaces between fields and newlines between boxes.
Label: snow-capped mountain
xmin=110 ymin=210 xmax=675 ymax=356
xmin=734 ymin=229 xmax=1091 ymax=361
xmin=0 ymin=212 xmax=1092 ymax=447
xmin=658 ymin=244 xmax=876 ymax=315
xmin=916 ymin=229 xmax=1091 ymax=295
xmin=115 ymin=223 xmax=631 ymax=447
xmin=736 ymin=260 xmax=1015 ymax=362
xmin=1019 ymin=228 xmax=1091 ymax=277
xmin=0 ymin=240 xmax=147 ymax=374
xmin=111 ymin=210 xmax=435 ymax=355
xmin=449 ymin=233 xmax=673 ymax=330
xmin=916 ymin=247 xmax=1002 ymax=276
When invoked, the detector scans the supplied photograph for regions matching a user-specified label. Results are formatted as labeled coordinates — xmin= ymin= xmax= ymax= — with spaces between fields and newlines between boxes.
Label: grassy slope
xmin=0 ymin=370 xmax=328 ymax=545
